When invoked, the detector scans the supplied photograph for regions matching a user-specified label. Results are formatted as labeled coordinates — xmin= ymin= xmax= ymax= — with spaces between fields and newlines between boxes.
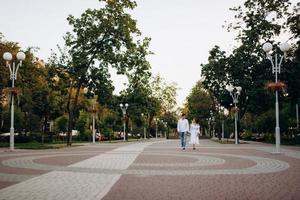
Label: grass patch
xmin=0 ymin=142 xmax=84 ymax=149
xmin=100 ymin=138 xmax=142 ymax=143
xmin=211 ymin=138 xmax=248 ymax=144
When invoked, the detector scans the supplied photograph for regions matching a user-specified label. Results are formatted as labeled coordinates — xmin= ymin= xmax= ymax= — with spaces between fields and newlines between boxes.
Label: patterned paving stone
xmin=0 ymin=139 xmax=299 ymax=200
xmin=132 ymin=154 xmax=225 ymax=167
xmin=0 ymin=171 xmax=120 ymax=200
xmin=2 ymin=151 xmax=289 ymax=176
xmin=0 ymin=142 xmax=154 ymax=200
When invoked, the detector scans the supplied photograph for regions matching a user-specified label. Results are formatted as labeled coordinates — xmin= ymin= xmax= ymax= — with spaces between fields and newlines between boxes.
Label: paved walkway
xmin=0 ymin=139 xmax=300 ymax=200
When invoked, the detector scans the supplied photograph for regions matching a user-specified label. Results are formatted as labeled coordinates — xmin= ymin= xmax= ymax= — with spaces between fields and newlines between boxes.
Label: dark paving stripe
xmin=0 ymin=181 xmax=18 ymax=189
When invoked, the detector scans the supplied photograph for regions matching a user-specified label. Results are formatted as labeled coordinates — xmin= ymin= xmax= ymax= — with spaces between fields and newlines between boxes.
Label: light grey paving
xmin=0 ymin=139 xmax=299 ymax=200
xmin=0 ymin=171 xmax=120 ymax=200
xmin=256 ymin=146 xmax=300 ymax=159
xmin=0 ymin=142 xmax=154 ymax=200
xmin=70 ymin=142 xmax=154 ymax=169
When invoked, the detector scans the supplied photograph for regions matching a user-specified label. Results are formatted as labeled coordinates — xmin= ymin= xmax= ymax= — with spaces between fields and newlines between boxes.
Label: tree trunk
xmin=67 ymin=83 xmax=82 ymax=146
xmin=66 ymin=86 xmax=73 ymax=146
xmin=42 ymin=115 xmax=48 ymax=144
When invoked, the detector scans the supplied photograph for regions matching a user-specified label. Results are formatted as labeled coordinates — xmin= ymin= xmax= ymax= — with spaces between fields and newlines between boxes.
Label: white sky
xmin=1 ymin=0 xmax=298 ymax=106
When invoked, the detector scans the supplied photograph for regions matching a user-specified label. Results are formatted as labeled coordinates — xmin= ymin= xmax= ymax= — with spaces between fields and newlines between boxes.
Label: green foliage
xmin=185 ymin=81 xmax=214 ymax=122
xmin=1 ymin=108 xmax=25 ymax=132
xmin=150 ymin=74 xmax=178 ymax=114
xmin=0 ymin=2 xmax=176 ymax=144
xmin=54 ymin=115 xmax=68 ymax=133
xmin=48 ymin=0 xmax=153 ymax=145
xmin=194 ymin=0 xmax=300 ymax=144
xmin=100 ymin=126 xmax=114 ymax=140
xmin=75 ymin=111 xmax=91 ymax=141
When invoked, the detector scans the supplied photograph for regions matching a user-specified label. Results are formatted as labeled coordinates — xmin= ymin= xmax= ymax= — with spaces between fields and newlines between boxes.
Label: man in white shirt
xmin=177 ymin=113 xmax=189 ymax=150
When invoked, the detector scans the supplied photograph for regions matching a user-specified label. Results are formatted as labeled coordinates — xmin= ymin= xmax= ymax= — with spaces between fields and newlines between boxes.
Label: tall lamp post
xmin=91 ymin=96 xmax=97 ymax=144
xmin=141 ymin=113 xmax=147 ymax=139
xmin=164 ymin=122 xmax=168 ymax=139
xmin=207 ymin=118 xmax=211 ymax=137
xmin=160 ymin=120 xmax=165 ymax=138
xmin=3 ymin=52 xmax=26 ymax=151
xmin=219 ymin=107 xmax=225 ymax=142
xmin=212 ymin=117 xmax=216 ymax=139
xmin=263 ymin=42 xmax=290 ymax=153
xmin=226 ymin=85 xmax=242 ymax=145
xmin=209 ymin=110 xmax=215 ymax=138
xmin=296 ymin=100 xmax=299 ymax=131
xmin=154 ymin=117 xmax=159 ymax=139
xmin=120 ymin=103 xmax=128 ymax=141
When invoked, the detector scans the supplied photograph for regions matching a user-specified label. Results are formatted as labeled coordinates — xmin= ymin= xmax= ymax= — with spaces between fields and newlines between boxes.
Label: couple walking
xmin=177 ymin=113 xmax=200 ymax=150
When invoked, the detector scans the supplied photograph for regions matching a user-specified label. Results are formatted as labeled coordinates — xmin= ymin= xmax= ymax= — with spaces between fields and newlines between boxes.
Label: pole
xmin=234 ymin=103 xmax=238 ymax=145
xmin=10 ymin=63 xmax=16 ymax=151
xmin=274 ymin=54 xmax=280 ymax=153
xmin=165 ymin=125 xmax=167 ymax=139
xmin=221 ymin=120 xmax=224 ymax=142
xmin=123 ymin=116 xmax=126 ymax=141
xmin=212 ymin=122 xmax=215 ymax=139
xmin=155 ymin=123 xmax=158 ymax=139
xmin=92 ymin=112 xmax=95 ymax=143
xmin=10 ymin=82 xmax=15 ymax=151
xmin=208 ymin=121 xmax=211 ymax=137
xmin=296 ymin=104 xmax=299 ymax=131
xmin=275 ymin=90 xmax=280 ymax=153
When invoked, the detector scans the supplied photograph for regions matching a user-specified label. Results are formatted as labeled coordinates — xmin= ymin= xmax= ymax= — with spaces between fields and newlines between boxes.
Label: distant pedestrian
xmin=177 ymin=113 xmax=189 ymax=150
xmin=189 ymin=118 xmax=200 ymax=150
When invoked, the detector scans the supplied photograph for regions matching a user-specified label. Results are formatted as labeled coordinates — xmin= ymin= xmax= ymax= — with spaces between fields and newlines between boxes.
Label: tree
xmin=200 ymin=0 xmax=300 ymax=139
xmin=150 ymin=74 xmax=178 ymax=114
xmin=54 ymin=115 xmax=68 ymax=134
xmin=51 ymin=0 xmax=150 ymax=145
xmin=184 ymin=81 xmax=215 ymax=136
xmin=202 ymin=0 xmax=293 ymax=118
xmin=185 ymin=81 xmax=214 ymax=120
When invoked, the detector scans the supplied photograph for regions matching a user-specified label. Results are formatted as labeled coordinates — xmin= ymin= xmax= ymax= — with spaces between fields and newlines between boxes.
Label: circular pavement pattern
xmin=133 ymin=153 xmax=225 ymax=167
xmin=1 ymin=152 xmax=289 ymax=177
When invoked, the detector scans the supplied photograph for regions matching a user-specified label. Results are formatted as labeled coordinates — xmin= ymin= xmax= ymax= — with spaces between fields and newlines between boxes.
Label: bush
xmin=241 ymin=130 xmax=253 ymax=140
xmin=100 ymin=127 xmax=114 ymax=140
xmin=263 ymin=133 xmax=275 ymax=143
xmin=54 ymin=116 xmax=68 ymax=133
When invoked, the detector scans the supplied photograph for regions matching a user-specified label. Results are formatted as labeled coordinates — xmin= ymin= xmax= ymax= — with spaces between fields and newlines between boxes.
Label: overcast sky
xmin=1 ymin=0 xmax=298 ymax=106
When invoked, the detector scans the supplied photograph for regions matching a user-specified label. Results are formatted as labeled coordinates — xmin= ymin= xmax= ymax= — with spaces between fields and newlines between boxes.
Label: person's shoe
xmin=183 ymin=147 xmax=185 ymax=150
xmin=193 ymin=148 xmax=195 ymax=150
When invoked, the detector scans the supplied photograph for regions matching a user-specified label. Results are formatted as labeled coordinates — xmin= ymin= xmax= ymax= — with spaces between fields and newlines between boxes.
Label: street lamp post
xmin=207 ymin=118 xmax=211 ymax=137
xmin=141 ymin=113 xmax=147 ymax=139
xmin=154 ymin=117 xmax=159 ymax=139
xmin=160 ymin=120 xmax=165 ymax=138
xmin=91 ymin=96 xmax=97 ymax=144
xmin=120 ymin=103 xmax=128 ymax=141
xmin=226 ymin=85 xmax=242 ymax=145
xmin=219 ymin=107 xmax=226 ymax=142
xmin=164 ymin=122 xmax=168 ymax=139
xmin=3 ymin=52 xmax=26 ymax=151
xmin=209 ymin=110 xmax=215 ymax=138
xmin=296 ymin=103 xmax=299 ymax=131
xmin=212 ymin=117 xmax=216 ymax=139
xmin=221 ymin=119 xmax=225 ymax=142
xmin=263 ymin=42 xmax=290 ymax=153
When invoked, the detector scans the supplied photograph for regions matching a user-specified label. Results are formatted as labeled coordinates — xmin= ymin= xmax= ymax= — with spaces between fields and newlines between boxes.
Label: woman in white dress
xmin=189 ymin=118 xmax=200 ymax=150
